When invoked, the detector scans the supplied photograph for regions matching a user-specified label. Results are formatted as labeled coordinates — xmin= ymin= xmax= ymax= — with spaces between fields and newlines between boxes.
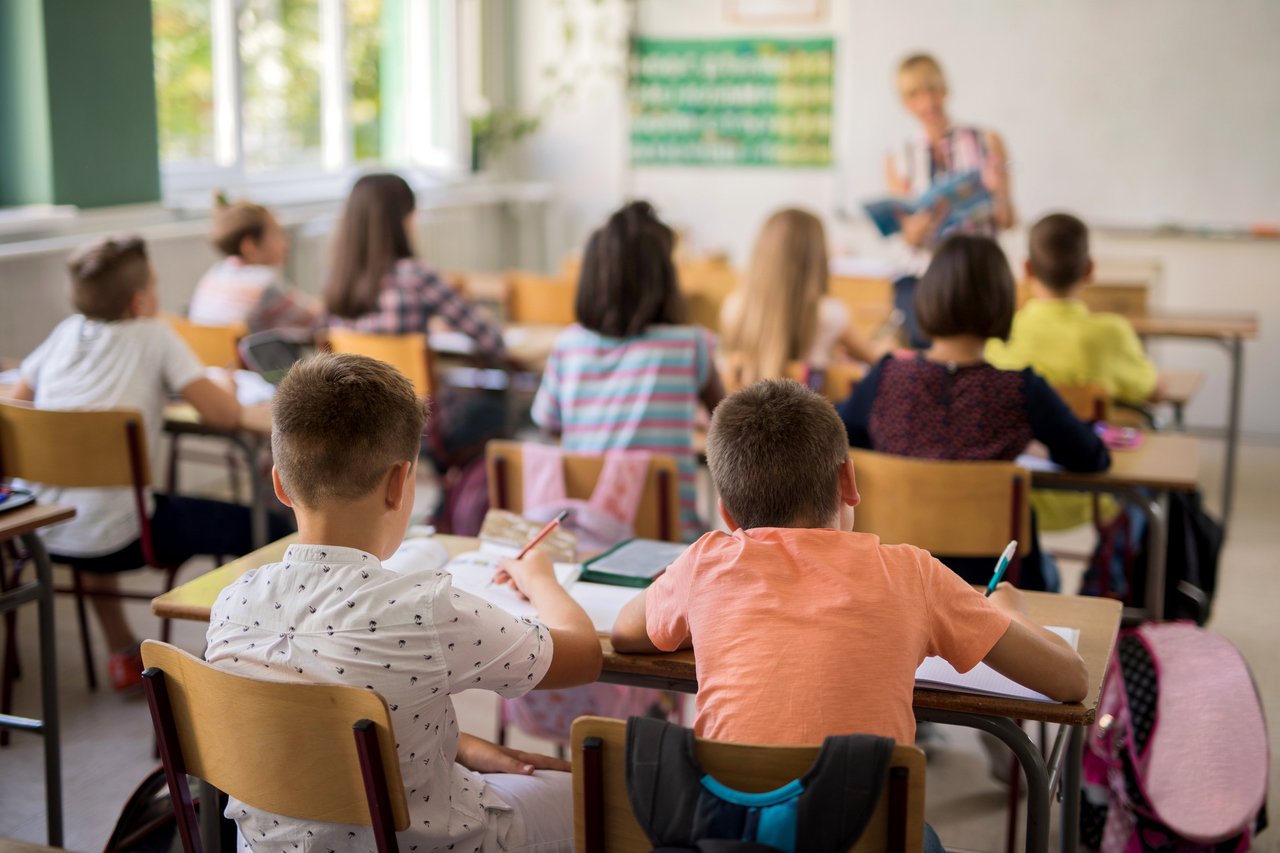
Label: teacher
xmin=885 ymin=53 xmax=1015 ymax=347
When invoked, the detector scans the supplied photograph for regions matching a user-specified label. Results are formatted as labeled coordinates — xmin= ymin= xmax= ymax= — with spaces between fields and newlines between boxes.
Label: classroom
xmin=1 ymin=1 xmax=1277 ymax=851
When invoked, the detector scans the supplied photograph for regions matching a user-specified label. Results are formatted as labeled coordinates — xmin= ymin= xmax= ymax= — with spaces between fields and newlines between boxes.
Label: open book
xmin=863 ymin=170 xmax=991 ymax=238
xmin=383 ymin=537 xmax=638 ymax=632
xmin=914 ymin=626 xmax=1081 ymax=702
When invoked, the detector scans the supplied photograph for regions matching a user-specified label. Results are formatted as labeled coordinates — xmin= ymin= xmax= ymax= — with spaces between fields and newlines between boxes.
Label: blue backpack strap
xmin=627 ymin=716 xmax=703 ymax=846
xmin=795 ymin=733 xmax=896 ymax=850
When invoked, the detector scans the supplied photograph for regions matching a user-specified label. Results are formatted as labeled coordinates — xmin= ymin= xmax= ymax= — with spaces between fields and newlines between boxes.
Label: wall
xmin=512 ymin=0 xmax=1280 ymax=439
xmin=0 ymin=0 xmax=53 ymax=206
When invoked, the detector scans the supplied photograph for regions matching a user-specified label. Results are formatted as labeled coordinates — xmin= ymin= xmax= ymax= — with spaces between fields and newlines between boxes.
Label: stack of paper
xmin=914 ymin=626 xmax=1080 ymax=702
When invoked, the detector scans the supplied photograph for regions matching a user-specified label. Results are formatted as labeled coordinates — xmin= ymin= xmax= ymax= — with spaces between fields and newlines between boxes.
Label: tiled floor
xmin=2 ymin=436 xmax=1277 ymax=851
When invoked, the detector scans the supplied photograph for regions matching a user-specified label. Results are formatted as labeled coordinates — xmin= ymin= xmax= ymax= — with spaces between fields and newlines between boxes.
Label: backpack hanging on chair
xmin=1081 ymin=622 xmax=1268 ymax=851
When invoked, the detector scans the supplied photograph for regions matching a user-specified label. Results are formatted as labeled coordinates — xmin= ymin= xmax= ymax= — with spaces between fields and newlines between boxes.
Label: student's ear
xmin=238 ymin=233 xmax=258 ymax=260
xmin=384 ymin=460 xmax=412 ymax=511
xmin=839 ymin=458 xmax=861 ymax=507
xmin=1082 ymin=258 xmax=1095 ymax=283
xmin=1023 ymin=260 xmax=1035 ymax=282
xmin=717 ymin=498 xmax=741 ymax=532
xmin=270 ymin=466 xmax=294 ymax=508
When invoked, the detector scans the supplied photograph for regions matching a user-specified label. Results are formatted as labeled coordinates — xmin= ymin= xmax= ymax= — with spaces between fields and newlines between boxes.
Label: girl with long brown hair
xmin=720 ymin=208 xmax=885 ymax=388
xmin=324 ymin=173 xmax=505 ymax=362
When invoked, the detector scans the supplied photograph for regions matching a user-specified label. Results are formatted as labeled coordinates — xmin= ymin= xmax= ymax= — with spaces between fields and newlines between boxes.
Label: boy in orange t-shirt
xmin=611 ymin=378 xmax=1087 ymax=747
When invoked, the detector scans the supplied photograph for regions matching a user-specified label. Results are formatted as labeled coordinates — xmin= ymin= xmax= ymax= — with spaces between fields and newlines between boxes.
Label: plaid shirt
xmin=326 ymin=259 xmax=506 ymax=362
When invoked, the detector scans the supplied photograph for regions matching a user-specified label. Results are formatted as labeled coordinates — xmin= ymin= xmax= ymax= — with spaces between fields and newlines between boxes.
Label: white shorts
xmin=484 ymin=770 xmax=574 ymax=852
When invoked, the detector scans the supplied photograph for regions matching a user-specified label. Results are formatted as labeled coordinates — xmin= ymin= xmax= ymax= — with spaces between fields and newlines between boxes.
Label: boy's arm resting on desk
xmin=611 ymin=589 xmax=664 ymax=654
xmin=501 ymin=552 xmax=602 ymax=688
xmin=181 ymin=376 xmax=243 ymax=431
xmin=982 ymin=584 xmax=1089 ymax=703
xmin=611 ymin=564 xmax=695 ymax=654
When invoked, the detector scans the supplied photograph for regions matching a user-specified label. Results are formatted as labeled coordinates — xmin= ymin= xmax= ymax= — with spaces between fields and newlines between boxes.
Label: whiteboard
xmin=838 ymin=0 xmax=1280 ymax=229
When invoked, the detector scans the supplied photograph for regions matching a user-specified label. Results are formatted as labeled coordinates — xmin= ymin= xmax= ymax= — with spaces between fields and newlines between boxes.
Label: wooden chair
xmin=571 ymin=716 xmax=927 ymax=853
xmin=164 ymin=315 xmax=246 ymax=368
xmin=503 ymin=271 xmax=576 ymax=326
xmin=1014 ymin=280 xmax=1149 ymax=317
xmin=678 ymin=260 xmax=739 ymax=334
xmin=140 ymin=641 xmax=408 ymax=853
xmin=1053 ymin=383 xmax=1110 ymax=423
xmin=485 ymin=440 xmax=682 ymax=543
xmin=327 ymin=329 xmax=438 ymax=400
xmin=721 ymin=360 xmax=861 ymax=404
xmin=829 ymin=276 xmax=895 ymax=339
xmin=0 ymin=402 xmax=183 ymax=692
xmin=848 ymin=449 xmax=1032 ymax=580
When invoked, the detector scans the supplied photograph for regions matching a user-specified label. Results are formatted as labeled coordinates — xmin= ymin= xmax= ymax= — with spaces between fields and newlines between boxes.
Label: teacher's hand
xmin=898 ymin=200 xmax=949 ymax=248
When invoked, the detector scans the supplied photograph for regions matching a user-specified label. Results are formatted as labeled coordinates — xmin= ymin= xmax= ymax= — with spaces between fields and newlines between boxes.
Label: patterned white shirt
xmin=205 ymin=543 xmax=553 ymax=853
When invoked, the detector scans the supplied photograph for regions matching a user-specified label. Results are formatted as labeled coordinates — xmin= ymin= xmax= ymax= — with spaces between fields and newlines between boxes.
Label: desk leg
xmin=917 ymin=710 xmax=1049 ymax=853
xmin=229 ymin=435 xmax=267 ymax=549
xmin=1060 ymin=725 xmax=1085 ymax=853
xmin=23 ymin=533 xmax=63 ymax=848
xmin=1220 ymin=336 xmax=1243 ymax=534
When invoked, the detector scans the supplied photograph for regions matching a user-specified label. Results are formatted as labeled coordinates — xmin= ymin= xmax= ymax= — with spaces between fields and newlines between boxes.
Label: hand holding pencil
xmin=491 ymin=511 xmax=568 ymax=598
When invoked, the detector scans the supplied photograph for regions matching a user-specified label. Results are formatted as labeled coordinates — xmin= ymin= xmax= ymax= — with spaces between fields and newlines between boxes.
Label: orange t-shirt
xmin=645 ymin=527 xmax=1012 ymax=745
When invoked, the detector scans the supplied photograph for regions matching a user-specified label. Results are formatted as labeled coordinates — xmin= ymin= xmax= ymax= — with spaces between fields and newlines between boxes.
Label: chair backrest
xmin=327 ymin=329 xmax=436 ymax=398
xmin=485 ymin=440 xmax=682 ymax=542
xmin=829 ymin=276 xmax=893 ymax=312
xmin=849 ymin=449 xmax=1031 ymax=562
xmin=139 ymin=640 xmax=408 ymax=853
xmin=503 ymin=271 xmax=576 ymax=325
xmin=1052 ymin=383 xmax=1110 ymax=422
xmin=571 ymin=716 xmax=927 ymax=853
xmin=165 ymin=315 xmax=246 ymax=368
xmin=1014 ymin=280 xmax=1149 ymax=317
xmin=0 ymin=401 xmax=151 ymax=490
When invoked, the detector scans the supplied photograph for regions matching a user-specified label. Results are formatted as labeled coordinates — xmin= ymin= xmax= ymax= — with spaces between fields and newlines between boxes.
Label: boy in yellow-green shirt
xmin=986 ymin=213 xmax=1157 ymax=529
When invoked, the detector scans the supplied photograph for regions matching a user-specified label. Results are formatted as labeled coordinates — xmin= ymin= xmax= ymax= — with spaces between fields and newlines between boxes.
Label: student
xmin=986 ymin=212 xmax=1157 ymax=404
xmin=837 ymin=235 xmax=1110 ymax=591
xmin=188 ymin=194 xmax=320 ymax=333
xmin=720 ymin=208 xmax=888 ymax=388
xmin=532 ymin=200 xmax=724 ymax=542
xmin=612 ymin=379 xmax=1087 ymax=853
xmin=324 ymin=173 xmax=505 ymax=363
xmin=10 ymin=236 xmax=266 ymax=690
xmin=205 ymin=353 xmax=601 ymax=852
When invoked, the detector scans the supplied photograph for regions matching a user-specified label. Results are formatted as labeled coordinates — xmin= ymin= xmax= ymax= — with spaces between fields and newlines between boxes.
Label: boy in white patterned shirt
xmin=205 ymin=353 xmax=601 ymax=852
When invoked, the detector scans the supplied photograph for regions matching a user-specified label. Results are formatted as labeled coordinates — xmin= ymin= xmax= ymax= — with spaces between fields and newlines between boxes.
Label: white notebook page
xmin=915 ymin=625 xmax=1081 ymax=702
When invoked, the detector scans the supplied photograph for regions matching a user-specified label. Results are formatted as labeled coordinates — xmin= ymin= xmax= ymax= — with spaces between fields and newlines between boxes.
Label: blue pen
xmin=985 ymin=541 xmax=1018 ymax=597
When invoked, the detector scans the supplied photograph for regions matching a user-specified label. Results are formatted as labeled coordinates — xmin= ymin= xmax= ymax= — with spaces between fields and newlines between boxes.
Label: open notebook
xmin=382 ymin=537 xmax=637 ymax=632
xmin=914 ymin=626 xmax=1081 ymax=703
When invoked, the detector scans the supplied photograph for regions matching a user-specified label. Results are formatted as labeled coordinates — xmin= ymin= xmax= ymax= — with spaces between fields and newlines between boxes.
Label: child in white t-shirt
xmin=11 ymin=236 xmax=274 ymax=689
xmin=206 ymin=353 xmax=601 ymax=852
xmin=189 ymin=195 xmax=319 ymax=332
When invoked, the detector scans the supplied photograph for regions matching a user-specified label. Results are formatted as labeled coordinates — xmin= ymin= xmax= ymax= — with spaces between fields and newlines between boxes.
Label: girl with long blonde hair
xmin=721 ymin=208 xmax=883 ymax=387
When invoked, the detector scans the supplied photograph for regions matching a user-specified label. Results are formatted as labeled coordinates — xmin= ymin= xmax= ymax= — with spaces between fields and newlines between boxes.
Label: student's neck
xmin=925 ymin=336 xmax=986 ymax=367
xmin=294 ymin=512 xmax=395 ymax=561
xmin=1030 ymin=280 xmax=1083 ymax=302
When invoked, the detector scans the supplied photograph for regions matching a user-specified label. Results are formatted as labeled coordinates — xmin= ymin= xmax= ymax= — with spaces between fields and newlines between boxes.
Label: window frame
xmin=158 ymin=0 xmax=472 ymax=201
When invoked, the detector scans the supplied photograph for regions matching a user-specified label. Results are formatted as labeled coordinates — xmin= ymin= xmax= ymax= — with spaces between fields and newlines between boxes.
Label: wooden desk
xmin=0 ymin=503 xmax=75 ymax=847
xmin=1033 ymin=432 xmax=1198 ymax=622
xmin=1131 ymin=309 xmax=1258 ymax=531
xmin=154 ymin=534 xmax=1119 ymax=853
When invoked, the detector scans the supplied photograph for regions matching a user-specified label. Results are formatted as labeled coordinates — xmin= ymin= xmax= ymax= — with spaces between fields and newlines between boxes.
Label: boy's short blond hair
xmin=67 ymin=235 xmax=150 ymax=321
xmin=271 ymin=353 xmax=426 ymax=508
xmin=706 ymin=379 xmax=849 ymax=530
xmin=897 ymin=53 xmax=947 ymax=99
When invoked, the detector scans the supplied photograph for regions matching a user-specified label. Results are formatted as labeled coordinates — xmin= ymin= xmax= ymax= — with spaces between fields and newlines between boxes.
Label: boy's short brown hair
xmin=706 ymin=379 xmax=849 ymax=530
xmin=1029 ymin=212 xmax=1090 ymax=293
xmin=271 ymin=353 xmax=426 ymax=508
xmin=67 ymin=235 xmax=151 ymax=321
xmin=210 ymin=194 xmax=272 ymax=257
xmin=915 ymin=234 xmax=1015 ymax=341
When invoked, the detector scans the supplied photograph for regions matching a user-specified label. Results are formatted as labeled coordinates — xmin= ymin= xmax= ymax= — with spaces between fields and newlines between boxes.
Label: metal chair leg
xmin=70 ymin=570 xmax=98 ymax=691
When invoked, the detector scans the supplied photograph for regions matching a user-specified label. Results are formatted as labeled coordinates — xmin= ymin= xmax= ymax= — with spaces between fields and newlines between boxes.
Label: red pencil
xmin=514 ymin=510 xmax=569 ymax=561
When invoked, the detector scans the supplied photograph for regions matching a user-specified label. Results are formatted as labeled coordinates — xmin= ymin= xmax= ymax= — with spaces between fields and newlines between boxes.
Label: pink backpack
xmin=1082 ymin=622 xmax=1269 ymax=851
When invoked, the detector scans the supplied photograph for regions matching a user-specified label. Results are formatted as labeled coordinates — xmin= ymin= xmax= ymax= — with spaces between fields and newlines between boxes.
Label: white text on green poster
xmin=630 ymin=38 xmax=834 ymax=168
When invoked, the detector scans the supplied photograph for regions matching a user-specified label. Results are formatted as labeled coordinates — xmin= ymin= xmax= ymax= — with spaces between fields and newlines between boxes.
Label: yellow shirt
xmin=986 ymin=298 xmax=1157 ymax=529
xmin=985 ymin=298 xmax=1157 ymax=404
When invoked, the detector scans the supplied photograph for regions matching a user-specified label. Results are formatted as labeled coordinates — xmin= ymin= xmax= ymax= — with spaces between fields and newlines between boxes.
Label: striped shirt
xmin=190 ymin=258 xmax=320 ymax=333
xmin=531 ymin=324 xmax=714 ymax=542
xmin=326 ymin=259 xmax=506 ymax=362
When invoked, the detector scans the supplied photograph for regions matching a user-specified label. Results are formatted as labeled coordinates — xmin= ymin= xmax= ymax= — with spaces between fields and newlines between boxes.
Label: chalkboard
xmin=629 ymin=37 xmax=834 ymax=168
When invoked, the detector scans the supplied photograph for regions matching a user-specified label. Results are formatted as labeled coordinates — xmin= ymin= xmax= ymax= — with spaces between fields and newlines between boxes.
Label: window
xmin=154 ymin=0 xmax=469 ymax=193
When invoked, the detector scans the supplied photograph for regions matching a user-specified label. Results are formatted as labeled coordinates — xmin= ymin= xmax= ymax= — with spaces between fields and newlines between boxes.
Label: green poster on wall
xmin=629 ymin=37 xmax=834 ymax=168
